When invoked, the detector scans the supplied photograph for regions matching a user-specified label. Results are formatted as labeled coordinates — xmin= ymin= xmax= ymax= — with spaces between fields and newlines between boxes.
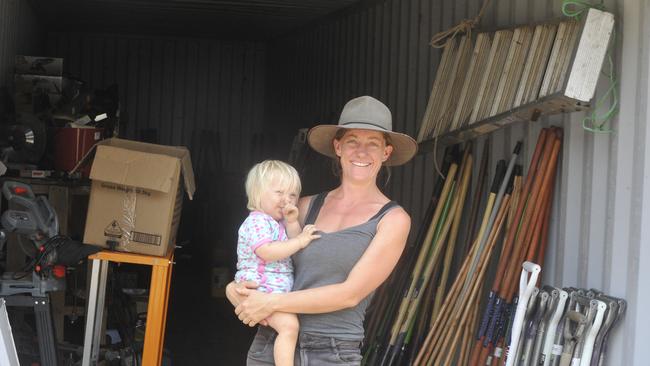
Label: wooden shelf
xmin=418 ymin=92 xmax=589 ymax=152
xmin=416 ymin=8 xmax=614 ymax=152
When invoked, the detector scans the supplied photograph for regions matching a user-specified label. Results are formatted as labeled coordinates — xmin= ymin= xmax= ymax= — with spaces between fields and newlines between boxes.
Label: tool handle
xmin=505 ymin=262 xmax=541 ymax=366
xmin=579 ymin=300 xmax=607 ymax=366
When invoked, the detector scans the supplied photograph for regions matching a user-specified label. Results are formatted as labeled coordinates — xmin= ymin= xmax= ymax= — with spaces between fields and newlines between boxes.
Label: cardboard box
xmin=80 ymin=138 xmax=195 ymax=256
xmin=14 ymin=74 xmax=63 ymax=113
xmin=15 ymin=55 xmax=63 ymax=76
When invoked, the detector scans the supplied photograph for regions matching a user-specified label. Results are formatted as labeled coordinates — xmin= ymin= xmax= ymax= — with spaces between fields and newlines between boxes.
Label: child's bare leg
xmin=266 ymin=312 xmax=299 ymax=366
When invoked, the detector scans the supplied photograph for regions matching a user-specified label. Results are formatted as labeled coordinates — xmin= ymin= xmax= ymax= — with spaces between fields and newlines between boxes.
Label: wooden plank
xmin=469 ymin=30 xmax=507 ymax=123
xmin=436 ymin=35 xmax=473 ymax=134
xmin=522 ymin=23 xmax=557 ymax=104
xmin=548 ymin=20 xmax=580 ymax=94
xmin=513 ymin=24 xmax=544 ymax=108
xmin=491 ymin=26 xmax=533 ymax=115
xmin=540 ymin=20 xmax=570 ymax=97
xmin=422 ymin=38 xmax=457 ymax=140
xmin=564 ymin=8 xmax=615 ymax=101
xmin=500 ymin=26 xmax=533 ymax=112
xmin=417 ymin=38 xmax=457 ymax=141
xmin=491 ymin=28 xmax=523 ymax=115
xmin=470 ymin=29 xmax=513 ymax=123
xmin=450 ymin=33 xmax=492 ymax=131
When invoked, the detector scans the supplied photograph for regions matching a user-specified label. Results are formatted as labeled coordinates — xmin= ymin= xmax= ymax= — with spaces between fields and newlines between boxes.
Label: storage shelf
xmin=418 ymin=92 xmax=589 ymax=153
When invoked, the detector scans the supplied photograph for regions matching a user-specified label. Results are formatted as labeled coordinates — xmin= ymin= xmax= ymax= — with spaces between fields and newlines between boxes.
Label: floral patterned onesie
xmin=234 ymin=211 xmax=294 ymax=293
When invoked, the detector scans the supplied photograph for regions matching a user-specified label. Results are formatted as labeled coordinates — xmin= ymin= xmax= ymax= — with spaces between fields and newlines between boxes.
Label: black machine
xmin=0 ymin=115 xmax=47 ymax=165
xmin=0 ymin=79 xmax=120 ymax=169
xmin=0 ymin=180 xmax=99 ymax=365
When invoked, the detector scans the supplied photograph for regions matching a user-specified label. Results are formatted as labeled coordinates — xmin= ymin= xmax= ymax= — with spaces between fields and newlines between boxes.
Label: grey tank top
xmin=291 ymin=192 xmax=399 ymax=340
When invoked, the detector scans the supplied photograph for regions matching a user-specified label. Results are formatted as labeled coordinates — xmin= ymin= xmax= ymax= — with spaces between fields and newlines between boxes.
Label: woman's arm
xmin=235 ymin=208 xmax=410 ymax=325
xmin=226 ymin=281 xmax=269 ymax=327
xmin=226 ymin=281 xmax=255 ymax=306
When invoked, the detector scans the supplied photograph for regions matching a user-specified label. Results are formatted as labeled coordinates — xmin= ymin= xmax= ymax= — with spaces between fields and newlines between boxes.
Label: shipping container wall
xmin=0 ymin=0 xmax=43 ymax=92
xmin=47 ymin=33 xmax=271 ymax=266
xmin=270 ymin=0 xmax=649 ymax=364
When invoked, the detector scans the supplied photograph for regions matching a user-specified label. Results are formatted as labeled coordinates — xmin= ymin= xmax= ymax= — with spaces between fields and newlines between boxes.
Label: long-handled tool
xmin=437 ymin=190 xmax=513 ymax=365
xmin=590 ymin=294 xmax=625 ymax=366
xmin=594 ymin=296 xmax=626 ymax=366
xmin=521 ymin=289 xmax=549 ymax=365
xmin=559 ymin=295 xmax=593 ymax=366
xmin=513 ymin=287 xmax=540 ymax=364
xmin=504 ymin=261 xmax=541 ymax=366
xmin=415 ymin=170 xmax=514 ymax=366
xmin=529 ymin=287 xmax=559 ymax=366
xmin=469 ymin=130 xmax=550 ymax=366
xmin=388 ymin=152 xmax=473 ymax=365
xmin=549 ymin=289 xmax=580 ymax=366
xmin=404 ymin=147 xmax=475 ymax=365
xmin=461 ymin=143 xmax=522 ymax=302
xmin=431 ymin=143 xmax=521 ymax=365
xmin=495 ymin=130 xmax=562 ymax=366
xmin=459 ymin=141 xmax=490 ymax=258
xmin=579 ymin=300 xmax=607 ymax=366
xmin=378 ymin=157 xmax=460 ymax=366
xmin=570 ymin=294 xmax=601 ymax=366
xmin=365 ymin=146 xmax=460 ymax=366
xmin=432 ymin=147 xmax=474 ymax=321
xmin=542 ymin=288 xmax=569 ymax=366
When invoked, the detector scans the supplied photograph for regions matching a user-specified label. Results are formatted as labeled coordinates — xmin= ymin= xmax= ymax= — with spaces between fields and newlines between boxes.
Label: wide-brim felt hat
xmin=307 ymin=96 xmax=418 ymax=166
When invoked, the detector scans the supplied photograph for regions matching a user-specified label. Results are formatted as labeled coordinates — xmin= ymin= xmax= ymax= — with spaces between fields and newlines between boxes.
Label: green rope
xmin=561 ymin=0 xmax=605 ymax=19
xmin=562 ymin=0 xmax=618 ymax=134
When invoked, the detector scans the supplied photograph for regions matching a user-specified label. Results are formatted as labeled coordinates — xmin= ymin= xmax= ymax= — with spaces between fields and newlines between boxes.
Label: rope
xmin=562 ymin=0 xmax=618 ymax=134
xmin=561 ymin=0 xmax=605 ymax=19
xmin=429 ymin=0 xmax=492 ymax=48
xmin=582 ymin=40 xmax=618 ymax=134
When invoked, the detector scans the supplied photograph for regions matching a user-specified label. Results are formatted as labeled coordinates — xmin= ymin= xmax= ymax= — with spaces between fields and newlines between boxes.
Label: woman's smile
xmin=351 ymin=161 xmax=371 ymax=167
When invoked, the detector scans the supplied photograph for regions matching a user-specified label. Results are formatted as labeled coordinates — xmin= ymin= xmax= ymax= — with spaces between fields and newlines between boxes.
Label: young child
xmin=235 ymin=160 xmax=319 ymax=366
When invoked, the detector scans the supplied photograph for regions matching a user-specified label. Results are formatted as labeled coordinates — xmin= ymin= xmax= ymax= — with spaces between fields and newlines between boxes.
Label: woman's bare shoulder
xmin=378 ymin=205 xmax=411 ymax=229
xmin=297 ymin=194 xmax=317 ymax=225
xmin=298 ymin=195 xmax=316 ymax=210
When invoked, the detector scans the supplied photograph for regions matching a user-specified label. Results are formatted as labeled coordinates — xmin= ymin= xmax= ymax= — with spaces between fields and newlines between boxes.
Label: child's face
xmin=259 ymin=178 xmax=298 ymax=221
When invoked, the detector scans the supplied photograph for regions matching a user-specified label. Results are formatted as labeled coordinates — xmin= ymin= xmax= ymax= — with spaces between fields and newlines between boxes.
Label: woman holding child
xmin=227 ymin=95 xmax=417 ymax=365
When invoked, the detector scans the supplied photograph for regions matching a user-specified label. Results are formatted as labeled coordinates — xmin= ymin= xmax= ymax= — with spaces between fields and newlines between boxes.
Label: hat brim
xmin=307 ymin=123 xmax=418 ymax=166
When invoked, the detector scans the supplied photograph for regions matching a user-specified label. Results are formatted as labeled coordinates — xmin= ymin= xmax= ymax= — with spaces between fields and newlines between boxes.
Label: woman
xmin=227 ymin=95 xmax=417 ymax=365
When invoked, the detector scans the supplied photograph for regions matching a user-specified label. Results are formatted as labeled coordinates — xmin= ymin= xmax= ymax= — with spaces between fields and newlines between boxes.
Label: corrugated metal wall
xmin=47 ymin=33 xmax=271 ymax=264
xmin=47 ymin=33 xmax=267 ymax=157
xmin=15 ymin=0 xmax=647 ymax=363
xmin=271 ymin=0 xmax=649 ymax=364
xmin=0 ymin=0 xmax=42 ymax=91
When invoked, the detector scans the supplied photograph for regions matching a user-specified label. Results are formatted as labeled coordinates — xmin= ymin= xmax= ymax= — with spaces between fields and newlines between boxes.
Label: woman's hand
xmin=234 ymin=287 xmax=279 ymax=327
xmin=225 ymin=281 xmax=258 ymax=307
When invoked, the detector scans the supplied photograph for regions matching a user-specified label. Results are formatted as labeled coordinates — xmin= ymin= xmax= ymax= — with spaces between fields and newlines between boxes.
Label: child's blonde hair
xmin=245 ymin=160 xmax=302 ymax=211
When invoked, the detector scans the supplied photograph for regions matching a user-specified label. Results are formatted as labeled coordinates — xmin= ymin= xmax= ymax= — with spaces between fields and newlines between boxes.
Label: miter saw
xmin=0 ymin=180 xmax=100 ymax=365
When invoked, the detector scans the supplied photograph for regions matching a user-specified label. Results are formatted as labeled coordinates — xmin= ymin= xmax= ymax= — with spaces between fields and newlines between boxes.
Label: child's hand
xmin=282 ymin=203 xmax=299 ymax=223
xmin=297 ymin=224 xmax=321 ymax=248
